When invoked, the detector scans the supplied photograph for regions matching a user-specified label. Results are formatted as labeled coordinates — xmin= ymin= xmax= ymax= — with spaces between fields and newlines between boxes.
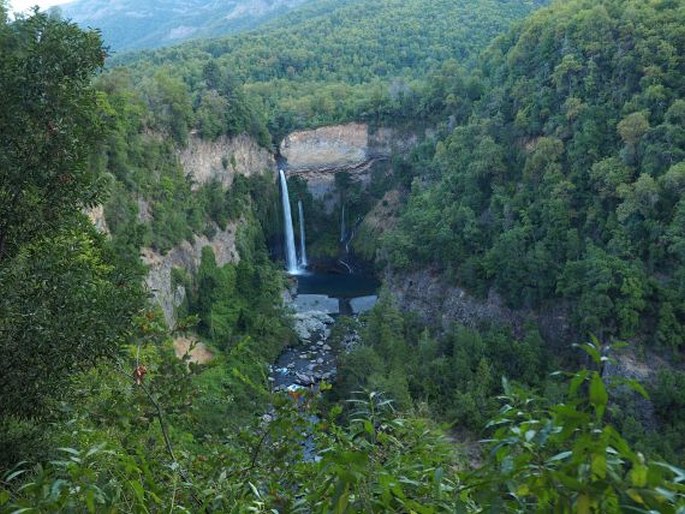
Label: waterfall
xmin=340 ymin=204 xmax=346 ymax=243
xmin=298 ymin=200 xmax=308 ymax=268
xmin=338 ymin=258 xmax=352 ymax=274
xmin=279 ymin=169 xmax=299 ymax=274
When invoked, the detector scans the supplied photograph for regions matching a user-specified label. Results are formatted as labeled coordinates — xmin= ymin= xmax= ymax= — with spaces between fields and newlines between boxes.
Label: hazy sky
xmin=8 ymin=0 xmax=66 ymax=13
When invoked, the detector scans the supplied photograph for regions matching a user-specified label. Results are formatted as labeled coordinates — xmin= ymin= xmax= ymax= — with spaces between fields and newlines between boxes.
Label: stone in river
xmin=295 ymin=372 xmax=315 ymax=385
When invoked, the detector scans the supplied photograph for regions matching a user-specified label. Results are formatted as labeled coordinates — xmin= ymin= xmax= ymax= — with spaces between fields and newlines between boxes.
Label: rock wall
xmin=141 ymin=133 xmax=274 ymax=326
xmin=179 ymin=133 xmax=275 ymax=189
xmin=280 ymin=123 xmax=370 ymax=174
xmin=279 ymin=123 xmax=414 ymax=203
xmin=384 ymin=268 xmax=575 ymax=345
xmin=87 ymin=133 xmax=272 ymax=328
xmin=141 ymin=222 xmax=241 ymax=327
xmin=385 ymin=268 xmax=520 ymax=332
xmin=85 ymin=205 xmax=110 ymax=235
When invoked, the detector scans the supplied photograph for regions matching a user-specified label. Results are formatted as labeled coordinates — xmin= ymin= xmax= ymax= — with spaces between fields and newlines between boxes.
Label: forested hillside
xmin=2 ymin=0 xmax=685 ymax=512
xmin=346 ymin=0 xmax=685 ymax=461
xmin=385 ymin=0 xmax=685 ymax=345
xmin=116 ymin=0 xmax=548 ymax=138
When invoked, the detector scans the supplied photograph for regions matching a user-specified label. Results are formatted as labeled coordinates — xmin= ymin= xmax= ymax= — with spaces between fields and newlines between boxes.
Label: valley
xmin=1 ymin=0 xmax=684 ymax=511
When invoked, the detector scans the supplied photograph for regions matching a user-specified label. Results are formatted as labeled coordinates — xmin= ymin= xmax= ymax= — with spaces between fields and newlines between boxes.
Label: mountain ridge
xmin=58 ymin=0 xmax=314 ymax=51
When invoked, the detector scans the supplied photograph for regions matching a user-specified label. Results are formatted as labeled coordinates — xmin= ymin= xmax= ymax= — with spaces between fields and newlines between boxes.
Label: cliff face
xmin=142 ymin=222 xmax=241 ymax=327
xmin=279 ymin=123 xmax=415 ymax=202
xmin=85 ymin=205 xmax=110 ymax=235
xmin=384 ymin=268 xmax=575 ymax=346
xmin=280 ymin=123 xmax=371 ymax=174
xmin=180 ymin=133 xmax=275 ymax=189
xmin=143 ymin=134 xmax=274 ymax=326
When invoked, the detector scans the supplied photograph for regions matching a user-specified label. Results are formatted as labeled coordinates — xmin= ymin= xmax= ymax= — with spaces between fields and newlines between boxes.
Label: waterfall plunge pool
xmin=296 ymin=272 xmax=379 ymax=298
xmin=293 ymin=272 xmax=380 ymax=316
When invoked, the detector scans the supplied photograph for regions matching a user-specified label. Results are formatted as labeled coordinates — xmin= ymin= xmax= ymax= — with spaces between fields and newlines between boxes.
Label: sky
xmin=8 ymin=0 xmax=67 ymax=13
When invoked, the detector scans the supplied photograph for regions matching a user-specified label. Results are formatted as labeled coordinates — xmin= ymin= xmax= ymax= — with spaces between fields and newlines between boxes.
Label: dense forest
xmin=1 ymin=0 xmax=685 ymax=511
xmin=114 ymin=0 xmax=548 ymax=139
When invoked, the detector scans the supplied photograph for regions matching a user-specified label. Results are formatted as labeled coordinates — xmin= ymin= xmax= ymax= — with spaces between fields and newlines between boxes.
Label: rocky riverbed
xmin=269 ymin=279 xmax=375 ymax=392
xmin=270 ymin=310 xmax=336 ymax=391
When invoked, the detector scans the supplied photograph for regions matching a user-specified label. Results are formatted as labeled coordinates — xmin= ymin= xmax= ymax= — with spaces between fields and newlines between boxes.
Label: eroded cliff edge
xmin=90 ymin=133 xmax=275 ymax=328
xmin=280 ymin=122 xmax=416 ymax=202
xmin=180 ymin=133 xmax=275 ymax=189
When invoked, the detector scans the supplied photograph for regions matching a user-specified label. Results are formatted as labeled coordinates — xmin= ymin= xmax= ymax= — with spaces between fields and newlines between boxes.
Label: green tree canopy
xmin=0 ymin=10 xmax=143 ymax=422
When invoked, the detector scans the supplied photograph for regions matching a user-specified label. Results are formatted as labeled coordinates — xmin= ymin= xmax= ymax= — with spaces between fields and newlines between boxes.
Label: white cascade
xmin=298 ymin=200 xmax=308 ymax=267
xmin=279 ymin=169 xmax=299 ymax=274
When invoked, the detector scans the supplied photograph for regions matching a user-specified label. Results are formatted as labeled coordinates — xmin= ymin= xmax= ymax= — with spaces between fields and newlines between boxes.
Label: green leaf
xmin=577 ymin=340 xmax=602 ymax=364
xmin=569 ymin=370 xmax=589 ymax=396
xmin=577 ymin=493 xmax=592 ymax=514
xmin=501 ymin=376 xmax=512 ymax=396
xmin=57 ymin=447 xmax=80 ymax=456
xmin=547 ymin=451 xmax=573 ymax=463
xmin=592 ymin=453 xmax=607 ymax=479
xmin=626 ymin=379 xmax=649 ymax=399
xmin=3 ymin=469 xmax=27 ymax=483
xmin=630 ymin=464 xmax=648 ymax=487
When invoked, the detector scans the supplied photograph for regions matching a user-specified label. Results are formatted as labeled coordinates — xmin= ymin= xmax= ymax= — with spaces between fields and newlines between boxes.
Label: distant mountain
xmin=57 ymin=0 xmax=312 ymax=52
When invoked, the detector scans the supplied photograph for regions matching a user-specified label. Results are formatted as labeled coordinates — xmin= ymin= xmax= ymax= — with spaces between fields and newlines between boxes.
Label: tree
xmin=463 ymin=342 xmax=685 ymax=513
xmin=0 ymin=11 xmax=143 ymax=425
xmin=0 ymin=10 xmax=106 ymax=261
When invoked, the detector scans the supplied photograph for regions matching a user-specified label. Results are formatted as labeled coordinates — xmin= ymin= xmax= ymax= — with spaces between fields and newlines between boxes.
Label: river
xmin=269 ymin=272 xmax=379 ymax=392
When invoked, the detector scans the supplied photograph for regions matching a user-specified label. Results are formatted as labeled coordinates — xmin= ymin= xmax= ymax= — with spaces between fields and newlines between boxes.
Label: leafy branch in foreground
xmin=462 ymin=341 xmax=685 ymax=513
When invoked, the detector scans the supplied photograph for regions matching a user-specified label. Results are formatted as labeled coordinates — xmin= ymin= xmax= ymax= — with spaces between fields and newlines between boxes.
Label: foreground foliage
xmin=2 ymin=343 xmax=684 ymax=512
xmin=0 ymin=7 xmax=144 ymax=443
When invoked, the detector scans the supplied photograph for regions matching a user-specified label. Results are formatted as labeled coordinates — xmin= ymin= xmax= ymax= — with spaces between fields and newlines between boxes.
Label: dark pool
xmin=295 ymin=272 xmax=380 ymax=299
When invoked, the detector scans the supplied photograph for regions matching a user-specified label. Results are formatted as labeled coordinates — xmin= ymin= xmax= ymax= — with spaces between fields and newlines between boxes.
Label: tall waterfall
xmin=279 ymin=169 xmax=299 ymax=274
xmin=298 ymin=200 xmax=308 ymax=267
xmin=340 ymin=203 xmax=346 ymax=243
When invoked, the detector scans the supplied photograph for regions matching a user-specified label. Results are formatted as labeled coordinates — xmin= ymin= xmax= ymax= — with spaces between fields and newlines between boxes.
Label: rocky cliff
xmin=85 ymin=205 xmax=110 ymax=235
xmin=280 ymin=123 xmax=415 ymax=201
xmin=141 ymin=222 xmax=241 ymax=327
xmin=180 ymin=133 xmax=275 ymax=190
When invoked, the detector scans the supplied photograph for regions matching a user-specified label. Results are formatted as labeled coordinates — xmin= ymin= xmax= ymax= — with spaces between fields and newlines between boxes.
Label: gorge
xmin=2 ymin=0 xmax=684 ymax=511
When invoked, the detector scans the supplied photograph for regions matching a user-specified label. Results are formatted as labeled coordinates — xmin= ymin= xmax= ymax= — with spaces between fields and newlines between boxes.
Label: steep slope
xmin=59 ymin=0 xmax=311 ymax=51
xmin=385 ymin=0 xmax=685 ymax=347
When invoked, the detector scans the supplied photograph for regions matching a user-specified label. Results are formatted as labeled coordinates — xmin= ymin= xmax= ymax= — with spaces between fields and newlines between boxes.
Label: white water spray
xmin=279 ymin=169 xmax=299 ymax=274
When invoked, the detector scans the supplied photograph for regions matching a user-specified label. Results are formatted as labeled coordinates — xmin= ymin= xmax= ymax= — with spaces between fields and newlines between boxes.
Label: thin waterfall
xmin=340 ymin=203 xmax=346 ymax=243
xmin=279 ymin=169 xmax=299 ymax=274
xmin=298 ymin=200 xmax=308 ymax=267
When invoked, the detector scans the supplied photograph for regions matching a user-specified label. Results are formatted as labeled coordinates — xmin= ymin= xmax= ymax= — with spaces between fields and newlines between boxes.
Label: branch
xmin=114 ymin=363 xmax=204 ymax=509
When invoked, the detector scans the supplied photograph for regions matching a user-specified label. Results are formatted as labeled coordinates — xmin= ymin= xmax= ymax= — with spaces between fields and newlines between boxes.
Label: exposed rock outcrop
xmin=386 ymin=268 xmax=520 ymax=332
xmin=85 ymin=205 xmax=110 ymax=235
xmin=141 ymin=222 xmax=240 ymax=327
xmin=174 ymin=336 xmax=214 ymax=364
xmin=138 ymin=133 xmax=273 ymax=327
xmin=180 ymin=133 xmax=275 ymax=189
xmin=281 ymin=123 xmax=371 ymax=174
xmin=279 ymin=123 xmax=415 ymax=203
xmin=602 ymin=348 xmax=662 ymax=432
xmin=385 ymin=268 xmax=575 ymax=345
